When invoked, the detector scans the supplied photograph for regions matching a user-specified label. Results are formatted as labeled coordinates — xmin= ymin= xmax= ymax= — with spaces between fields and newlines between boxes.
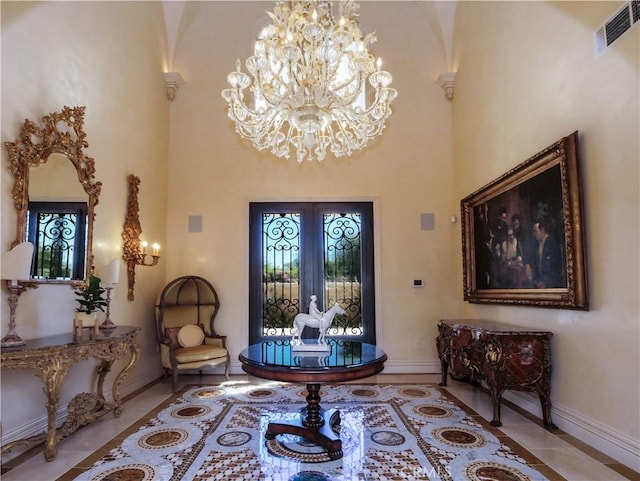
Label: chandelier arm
xmin=262 ymin=63 xmax=287 ymax=100
xmin=325 ymin=126 xmax=348 ymax=157
xmin=352 ymin=83 xmax=386 ymax=117
xmin=328 ymin=73 xmax=365 ymax=109
xmin=330 ymin=112 xmax=359 ymax=153
xmin=285 ymin=58 xmax=301 ymax=101
xmin=226 ymin=88 xmax=264 ymax=118
xmin=277 ymin=123 xmax=296 ymax=159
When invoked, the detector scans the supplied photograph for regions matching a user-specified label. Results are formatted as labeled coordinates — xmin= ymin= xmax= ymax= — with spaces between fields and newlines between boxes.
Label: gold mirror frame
xmin=5 ymin=106 xmax=102 ymax=283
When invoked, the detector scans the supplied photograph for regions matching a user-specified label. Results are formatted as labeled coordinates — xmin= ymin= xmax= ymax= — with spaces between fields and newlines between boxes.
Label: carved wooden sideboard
xmin=1 ymin=326 xmax=140 ymax=461
xmin=436 ymin=319 xmax=556 ymax=429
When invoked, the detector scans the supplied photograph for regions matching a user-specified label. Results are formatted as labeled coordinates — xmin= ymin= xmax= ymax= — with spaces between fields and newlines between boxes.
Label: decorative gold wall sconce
xmin=122 ymin=174 xmax=160 ymax=301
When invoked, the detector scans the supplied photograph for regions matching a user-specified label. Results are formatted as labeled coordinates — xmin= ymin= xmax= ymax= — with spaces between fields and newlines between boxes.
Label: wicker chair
xmin=155 ymin=276 xmax=230 ymax=391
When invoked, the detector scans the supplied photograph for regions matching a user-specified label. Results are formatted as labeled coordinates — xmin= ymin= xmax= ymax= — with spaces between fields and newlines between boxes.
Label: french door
xmin=249 ymin=202 xmax=375 ymax=344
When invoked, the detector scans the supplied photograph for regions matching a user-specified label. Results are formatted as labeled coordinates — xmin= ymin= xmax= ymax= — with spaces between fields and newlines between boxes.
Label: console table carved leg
xmin=42 ymin=358 xmax=72 ymax=460
xmin=95 ymin=360 xmax=113 ymax=403
xmin=265 ymin=383 xmax=343 ymax=460
xmin=0 ymin=328 xmax=141 ymax=462
xmin=0 ymin=359 xmax=71 ymax=460
xmin=110 ymin=341 xmax=141 ymax=416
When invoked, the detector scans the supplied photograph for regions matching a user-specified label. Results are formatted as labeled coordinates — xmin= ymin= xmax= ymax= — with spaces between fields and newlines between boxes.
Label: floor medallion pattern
xmin=61 ymin=384 xmax=563 ymax=481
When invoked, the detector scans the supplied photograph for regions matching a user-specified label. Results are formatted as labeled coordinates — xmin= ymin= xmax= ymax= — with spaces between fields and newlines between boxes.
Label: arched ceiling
xmin=161 ymin=1 xmax=457 ymax=72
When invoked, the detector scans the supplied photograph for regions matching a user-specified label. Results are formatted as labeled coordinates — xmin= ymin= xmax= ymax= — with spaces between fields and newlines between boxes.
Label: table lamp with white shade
xmin=1 ymin=242 xmax=35 ymax=347
xmin=96 ymin=258 xmax=120 ymax=330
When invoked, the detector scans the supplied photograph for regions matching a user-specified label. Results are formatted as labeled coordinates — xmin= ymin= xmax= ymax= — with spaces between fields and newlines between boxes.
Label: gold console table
xmin=0 ymin=325 xmax=140 ymax=461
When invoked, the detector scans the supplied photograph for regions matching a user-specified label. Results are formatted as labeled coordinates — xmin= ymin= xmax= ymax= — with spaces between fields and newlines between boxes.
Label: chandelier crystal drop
xmin=221 ymin=0 xmax=397 ymax=162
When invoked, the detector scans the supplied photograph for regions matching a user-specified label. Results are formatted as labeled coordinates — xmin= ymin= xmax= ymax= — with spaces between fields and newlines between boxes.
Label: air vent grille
xmin=606 ymin=7 xmax=632 ymax=45
xmin=595 ymin=1 xmax=639 ymax=56
xmin=632 ymin=0 xmax=640 ymax=23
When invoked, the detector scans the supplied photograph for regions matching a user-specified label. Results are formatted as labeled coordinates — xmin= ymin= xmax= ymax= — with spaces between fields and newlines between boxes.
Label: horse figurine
xmin=291 ymin=302 xmax=346 ymax=346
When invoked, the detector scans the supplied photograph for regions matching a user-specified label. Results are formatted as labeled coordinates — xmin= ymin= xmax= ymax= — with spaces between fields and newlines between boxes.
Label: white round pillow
xmin=177 ymin=324 xmax=205 ymax=347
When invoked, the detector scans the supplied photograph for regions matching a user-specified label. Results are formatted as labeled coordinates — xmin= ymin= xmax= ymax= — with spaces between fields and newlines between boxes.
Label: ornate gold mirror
xmin=5 ymin=106 xmax=102 ymax=283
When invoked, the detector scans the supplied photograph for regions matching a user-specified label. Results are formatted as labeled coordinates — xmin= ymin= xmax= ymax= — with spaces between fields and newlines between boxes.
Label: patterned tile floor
xmin=1 ymin=374 xmax=637 ymax=481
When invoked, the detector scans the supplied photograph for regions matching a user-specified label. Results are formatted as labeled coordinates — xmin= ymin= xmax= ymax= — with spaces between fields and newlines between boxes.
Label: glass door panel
xmin=250 ymin=202 xmax=374 ymax=344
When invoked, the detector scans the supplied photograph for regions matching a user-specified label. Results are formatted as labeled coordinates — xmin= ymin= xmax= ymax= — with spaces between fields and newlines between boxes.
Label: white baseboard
xmin=375 ymin=359 xmax=442 ymax=374
xmin=503 ymin=390 xmax=640 ymax=471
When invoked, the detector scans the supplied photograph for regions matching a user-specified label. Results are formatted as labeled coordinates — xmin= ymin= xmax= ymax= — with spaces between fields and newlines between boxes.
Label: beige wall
xmin=164 ymin=1 xmax=459 ymax=364
xmin=1 ymin=0 xmax=638 ymax=471
xmin=452 ymin=1 xmax=639 ymax=469
xmin=1 ymin=1 xmax=169 ymax=440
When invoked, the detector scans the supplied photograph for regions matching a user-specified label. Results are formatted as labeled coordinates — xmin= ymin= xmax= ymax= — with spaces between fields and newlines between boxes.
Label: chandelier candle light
xmin=222 ymin=0 xmax=397 ymax=162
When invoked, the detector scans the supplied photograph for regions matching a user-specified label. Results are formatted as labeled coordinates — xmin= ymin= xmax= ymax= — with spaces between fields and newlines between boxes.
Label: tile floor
xmin=1 ymin=373 xmax=637 ymax=481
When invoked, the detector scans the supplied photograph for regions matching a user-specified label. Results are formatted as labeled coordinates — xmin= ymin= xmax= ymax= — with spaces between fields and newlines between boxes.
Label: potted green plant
xmin=74 ymin=275 xmax=108 ymax=327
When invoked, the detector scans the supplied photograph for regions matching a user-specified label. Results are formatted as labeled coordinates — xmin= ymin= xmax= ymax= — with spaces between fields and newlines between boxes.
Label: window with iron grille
xmin=27 ymin=202 xmax=87 ymax=280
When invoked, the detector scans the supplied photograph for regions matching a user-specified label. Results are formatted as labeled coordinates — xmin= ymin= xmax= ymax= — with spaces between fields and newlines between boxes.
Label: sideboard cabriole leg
xmin=539 ymin=341 xmax=557 ymax=429
xmin=436 ymin=329 xmax=449 ymax=386
xmin=489 ymin=387 xmax=505 ymax=427
xmin=538 ymin=391 xmax=557 ymax=429
xmin=438 ymin=358 xmax=449 ymax=386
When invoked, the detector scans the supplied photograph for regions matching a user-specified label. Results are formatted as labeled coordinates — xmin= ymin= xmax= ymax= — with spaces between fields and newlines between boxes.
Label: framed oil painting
xmin=461 ymin=131 xmax=588 ymax=310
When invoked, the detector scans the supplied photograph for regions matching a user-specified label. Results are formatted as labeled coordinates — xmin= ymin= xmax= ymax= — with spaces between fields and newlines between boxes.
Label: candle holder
xmin=122 ymin=174 xmax=160 ymax=301
xmin=1 ymin=281 xmax=38 ymax=347
xmin=95 ymin=257 xmax=121 ymax=329
xmin=100 ymin=286 xmax=116 ymax=329
xmin=1 ymin=242 xmax=38 ymax=348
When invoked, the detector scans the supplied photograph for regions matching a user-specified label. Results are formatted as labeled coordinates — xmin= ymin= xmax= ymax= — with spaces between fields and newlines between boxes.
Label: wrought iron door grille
xmin=262 ymin=213 xmax=301 ymax=336
xmin=260 ymin=211 xmax=364 ymax=338
xmin=324 ymin=213 xmax=363 ymax=336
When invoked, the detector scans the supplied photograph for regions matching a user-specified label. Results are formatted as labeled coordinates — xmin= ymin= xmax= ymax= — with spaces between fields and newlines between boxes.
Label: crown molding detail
xmin=163 ymin=72 xmax=185 ymax=101
xmin=436 ymin=72 xmax=456 ymax=102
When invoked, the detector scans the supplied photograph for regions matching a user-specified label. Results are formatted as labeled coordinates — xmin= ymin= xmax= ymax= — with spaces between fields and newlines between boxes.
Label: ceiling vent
xmin=595 ymin=1 xmax=639 ymax=56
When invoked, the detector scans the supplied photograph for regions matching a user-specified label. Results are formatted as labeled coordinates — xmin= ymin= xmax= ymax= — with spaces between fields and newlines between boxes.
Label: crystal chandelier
xmin=221 ymin=1 xmax=397 ymax=162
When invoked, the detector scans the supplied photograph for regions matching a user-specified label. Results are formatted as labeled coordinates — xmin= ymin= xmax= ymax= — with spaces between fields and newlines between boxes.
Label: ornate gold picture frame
xmin=461 ymin=131 xmax=588 ymax=310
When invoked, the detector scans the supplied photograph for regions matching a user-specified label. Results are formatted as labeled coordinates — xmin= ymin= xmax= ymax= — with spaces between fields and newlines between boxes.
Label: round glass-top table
xmin=239 ymin=339 xmax=387 ymax=459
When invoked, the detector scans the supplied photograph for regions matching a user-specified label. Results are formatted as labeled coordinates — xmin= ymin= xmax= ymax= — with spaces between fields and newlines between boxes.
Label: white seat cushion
xmin=177 ymin=324 xmax=205 ymax=347
xmin=174 ymin=345 xmax=228 ymax=364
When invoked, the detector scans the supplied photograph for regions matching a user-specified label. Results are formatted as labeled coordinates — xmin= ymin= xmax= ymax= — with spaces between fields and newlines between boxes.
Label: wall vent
xmin=595 ymin=1 xmax=639 ymax=56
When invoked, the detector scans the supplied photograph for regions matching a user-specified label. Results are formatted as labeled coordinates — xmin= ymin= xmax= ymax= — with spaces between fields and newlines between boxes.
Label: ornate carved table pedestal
xmin=239 ymin=340 xmax=387 ymax=460
xmin=1 ymin=326 xmax=140 ymax=461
